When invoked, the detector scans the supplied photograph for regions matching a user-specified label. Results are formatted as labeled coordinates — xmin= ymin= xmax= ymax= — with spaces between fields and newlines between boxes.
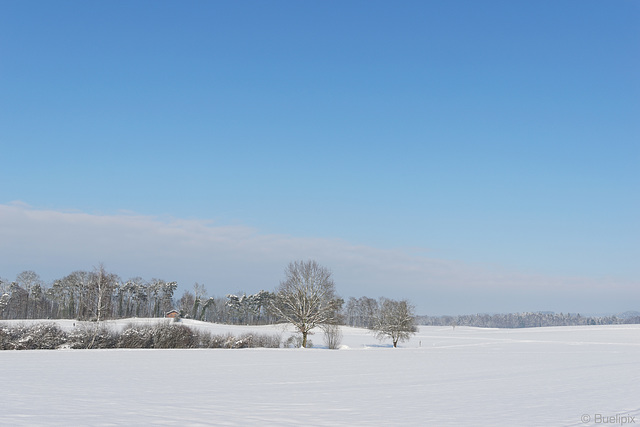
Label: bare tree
xmin=177 ymin=290 xmax=195 ymax=317
xmin=192 ymin=283 xmax=207 ymax=319
xmin=15 ymin=270 xmax=42 ymax=318
xmin=271 ymin=260 xmax=342 ymax=348
xmin=91 ymin=264 xmax=119 ymax=322
xmin=372 ymin=298 xmax=417 ymax=348
xmin=66 ymin=270 xmax=92 ymax=319
xmin=322 ymin=323 xmax=343 ymax=350
xmin=0 ymin=291 xmax=9 ymax=318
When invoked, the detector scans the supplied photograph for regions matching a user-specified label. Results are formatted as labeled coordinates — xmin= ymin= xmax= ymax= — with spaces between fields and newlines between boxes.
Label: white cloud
xmin=0 ymin=202 xmax=637 ymax=314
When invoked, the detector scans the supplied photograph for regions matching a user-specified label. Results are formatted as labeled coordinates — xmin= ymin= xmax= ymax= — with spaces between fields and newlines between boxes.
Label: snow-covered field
xmin=2 ymin=320 xmax=639 ymax=426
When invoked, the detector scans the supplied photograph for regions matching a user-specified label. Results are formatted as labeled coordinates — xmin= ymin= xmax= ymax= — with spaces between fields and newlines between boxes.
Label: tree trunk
xmin=302 ymin=331 xmax=308 ymax=348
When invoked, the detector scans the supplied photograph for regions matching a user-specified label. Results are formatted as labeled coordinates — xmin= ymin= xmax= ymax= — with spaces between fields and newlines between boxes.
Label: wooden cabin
xmin=165 ymin=310 xmax=180 ymax=319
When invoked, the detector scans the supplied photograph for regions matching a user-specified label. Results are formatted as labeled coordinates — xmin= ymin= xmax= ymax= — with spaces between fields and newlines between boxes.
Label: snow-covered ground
xmin=1 ymin=320 xmax=639 ymax=426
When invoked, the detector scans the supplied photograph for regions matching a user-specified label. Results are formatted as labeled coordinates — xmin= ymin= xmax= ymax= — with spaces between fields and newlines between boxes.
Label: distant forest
xmin=1 ymin=267 xmax=638 ymax=328
xmin=417 ymin=312 xmax=640 ymax=328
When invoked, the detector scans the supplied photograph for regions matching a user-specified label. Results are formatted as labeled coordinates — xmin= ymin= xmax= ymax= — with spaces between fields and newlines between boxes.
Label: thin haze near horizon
xmin=1 ymin=1 xmax=638 ymax=315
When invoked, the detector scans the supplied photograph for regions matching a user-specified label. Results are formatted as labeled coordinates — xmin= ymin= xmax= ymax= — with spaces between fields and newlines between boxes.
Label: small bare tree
xmin=372 ymin=298 xmax=417 ymax=348
xmin=322 ymin=323 xmax=343 ymax=350
xmin=271 ymin=260 xmax=342 ymax=348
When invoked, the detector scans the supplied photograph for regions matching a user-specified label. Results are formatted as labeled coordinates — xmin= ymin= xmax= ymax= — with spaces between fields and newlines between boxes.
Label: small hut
xmin=165 ymin=309 xmax=180 ymax=319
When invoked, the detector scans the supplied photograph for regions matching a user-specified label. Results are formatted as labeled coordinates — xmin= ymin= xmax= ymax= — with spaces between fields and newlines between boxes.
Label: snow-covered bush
xmin=200 ymin=332 xmax=235 ymax=348
xmin=118 ymin=324 xmax=155 ymax=348
xmin=240 ymin=333 xmax=281 ymax=349
xmin=0 ymin=324 xmax=25 ymax=350
xmin=198 ymin=331 xmax=281 ymax=349
xmin=118 ymin=323 xmax=198 ymax=349
xmin=24 ymin=323 xmax=67 ymax=349
xmin=0 ymin=327 xmax=8 ymax=349
xmin=68 ymin=324 xmax=118 ymax=349
xmin=197 ymin=331 xmax=227 ymax=348
xmin=284 ymin=335 xmax=312 ymax=348
xmin=261 ymin=333 xmax=282 ymax=348
xmin=0 ymin=323 xmax=67 ymax=350
xmin=195 ymin=330 xmax=211 ymax=347
xmin=234 ymin=333 xmax=254 ymax=348
xmin=152 ymin=322 xmax=198 ymax=349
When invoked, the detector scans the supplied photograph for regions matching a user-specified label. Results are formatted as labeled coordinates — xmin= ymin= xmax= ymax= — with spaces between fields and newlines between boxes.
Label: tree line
xmin=0 ymin=267 xmax=280 ymax=324
xmin=417 ymin=312 xmax=640 ymax=328
xmin=0 ymin=267 xmax=177 ymax=321
xmin=0 ymin=261 xmax=418 ymax=348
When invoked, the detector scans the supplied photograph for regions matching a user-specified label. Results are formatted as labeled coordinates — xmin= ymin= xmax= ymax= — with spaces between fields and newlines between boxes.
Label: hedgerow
xmin=0 ymin=321 xmax=282 ymax=350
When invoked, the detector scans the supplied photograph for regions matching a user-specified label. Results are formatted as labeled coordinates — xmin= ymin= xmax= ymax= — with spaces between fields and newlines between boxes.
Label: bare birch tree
xmin=271 ymin=260 xmax=342 ymax=348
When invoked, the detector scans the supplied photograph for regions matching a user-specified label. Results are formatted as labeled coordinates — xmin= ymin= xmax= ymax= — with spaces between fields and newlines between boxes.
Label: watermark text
xmin=582 ymin=413 xmax=636 ymax=425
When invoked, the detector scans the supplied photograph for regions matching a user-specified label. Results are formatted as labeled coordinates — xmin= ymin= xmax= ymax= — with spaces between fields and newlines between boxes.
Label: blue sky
xmin=1 ymin=1 xmax=638 ymax=315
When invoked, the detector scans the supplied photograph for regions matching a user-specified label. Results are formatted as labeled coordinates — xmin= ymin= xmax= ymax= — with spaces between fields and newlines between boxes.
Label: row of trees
xmin=177 ymin=289 xmax=278 ymax=325
xmin=0 ymin=266 xmax=177 ymax=321
xmin=416 ymin=312 xmax=640 ymax=328
xmin=0 ymin=261 xmax=418 ymax=348
xmin=0 ymin=269 xmax=274 ymax=325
